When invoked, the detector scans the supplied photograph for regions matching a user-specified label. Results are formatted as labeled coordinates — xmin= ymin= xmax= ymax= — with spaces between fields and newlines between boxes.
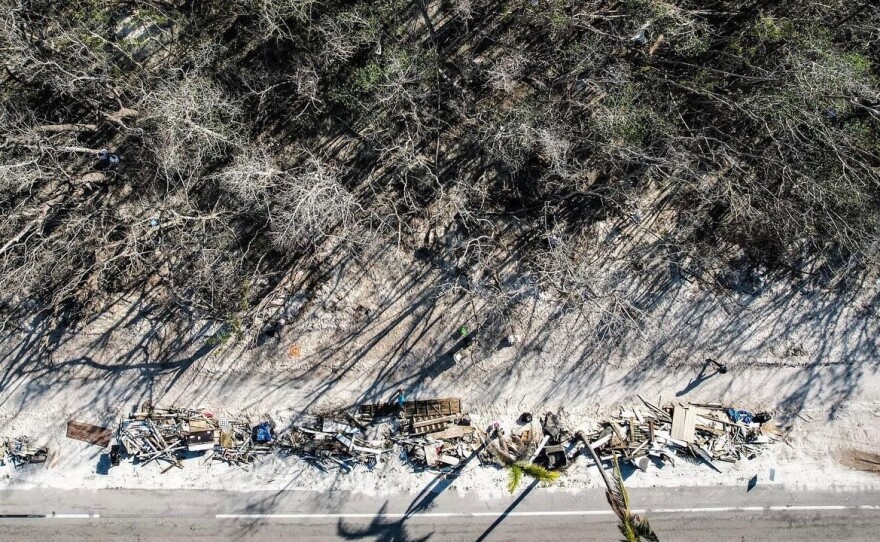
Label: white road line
xmin=646 ymin=507 xmax=765 ymax=513
xmin=216 ymin=505 xmax=879 ymax=520
xmin=0 ymin=514 xmax=98 ymax=520
xmin=768 ymin=505 xmax=848 ymax=511
xmin=470 ymin=511 xmax=615 ymax=517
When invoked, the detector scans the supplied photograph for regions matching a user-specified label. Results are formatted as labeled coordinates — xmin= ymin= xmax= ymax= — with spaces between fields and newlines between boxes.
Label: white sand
xmin=2 ymin=248 xmax=879 ymax=495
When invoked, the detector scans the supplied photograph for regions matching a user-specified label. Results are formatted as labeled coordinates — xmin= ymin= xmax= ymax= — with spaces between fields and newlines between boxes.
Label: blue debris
xmin=252 ymin=422 xmax=274 ymax=444
xmin=727 ymin=408 xmax=753 ymax=424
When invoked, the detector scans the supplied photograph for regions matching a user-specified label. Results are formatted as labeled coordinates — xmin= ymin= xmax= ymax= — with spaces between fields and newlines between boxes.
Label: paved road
xmin=1 ymin=484 xmax=878 ymax=541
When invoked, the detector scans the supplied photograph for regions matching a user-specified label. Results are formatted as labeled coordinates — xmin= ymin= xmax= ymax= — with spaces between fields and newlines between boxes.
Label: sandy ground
xmin=1 ymin=246 xmax=879 ymax=497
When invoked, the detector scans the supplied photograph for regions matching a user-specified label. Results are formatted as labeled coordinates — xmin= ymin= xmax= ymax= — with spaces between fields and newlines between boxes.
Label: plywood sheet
xmin=66 ymin=421 xmax=112 ymax=447
xmin=671 ymin=404 xmax=696 ymax=443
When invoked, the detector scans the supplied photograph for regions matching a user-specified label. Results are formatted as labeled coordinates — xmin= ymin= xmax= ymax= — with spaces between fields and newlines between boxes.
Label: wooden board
xmin=66 ymin=421 xmax=112 ymax=448
xmin=359 ymin=398 xmax=462 ymax=419
xmin=427 ymin=424 xmax=475 ymax=440
xmin=671 ymin=404 xmax=697 ymax=444
xmin=403 ymin=398 xmax=461 ymax=418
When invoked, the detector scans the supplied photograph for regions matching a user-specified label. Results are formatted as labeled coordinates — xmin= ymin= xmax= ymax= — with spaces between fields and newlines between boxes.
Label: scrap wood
xmin=344 ymin=412 xmax=368 ymax=431
xmin=671 ymin=404 xmax=697 ymax=444
xmin=630 ymin=439 xmax=650 ymax=457
xmin=695 ymin=424 xmax=725 ymax=436
xmin=690 ymin=444 xmax=722 ymax=473
xmin=427 ymin=424 xmax=474 ymax=440
xmin=634 ymin=407 xmax=645 ymax=424
xmin=411 ymin=414 xmax=458 ymax=428
xmin=528 ymin=435 xmax=551 ymax=463
xmin=424 ymin=445 xmax=439 ymax=466
xmin=323 ymin=421 xmax=360 ymax=435
xmin=403 ymin=398 xmax=461 ymax=418
xmin=637 ymin=395 xmax=672 ymax=422
xmin=336 ymin=433 xmax=388 ymax=455
xmin=609 ymin=422 xmax=628 ymax=450
xmin=66 ymin=421 xmax=113 ymax=447
xmin=689 ymin=402 xmax=724 ymax=409
xmin=590 ymin=433 xmax=611 ymax=450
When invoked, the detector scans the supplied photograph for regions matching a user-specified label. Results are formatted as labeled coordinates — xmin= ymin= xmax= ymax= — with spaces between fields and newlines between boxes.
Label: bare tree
xmin=239 ymin=0 xmax=319 ymax=40
xmin=270 ymin=156 xmax=358 ymax=250
xmin=211 ymin=147 xmax=282 ymax=205
xmin=142 ymin=75 xmax=245 ymax=184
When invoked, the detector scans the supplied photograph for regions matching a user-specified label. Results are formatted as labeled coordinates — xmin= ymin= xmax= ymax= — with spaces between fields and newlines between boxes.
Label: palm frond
xmin=507 ymin=463 xmax=524 ymax=494
xmin=517 ymin=462 xmax=560 ymax=484
xmin=506 ymin=461 xmax=561 ymax=493
xmin=610 ymin=454 xmax=660 ymax=542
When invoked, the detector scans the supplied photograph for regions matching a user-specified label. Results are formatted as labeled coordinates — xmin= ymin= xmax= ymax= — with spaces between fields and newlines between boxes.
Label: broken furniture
xmin=1 ymin=436 xmax=49 ymax=467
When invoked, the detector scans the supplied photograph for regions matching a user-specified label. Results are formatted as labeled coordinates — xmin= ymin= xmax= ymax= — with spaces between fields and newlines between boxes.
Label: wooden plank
xmin=672 ymin=407 xmax=685 ymax=439
xmin=691 ymin=444 xmax=722 ymax=473
xmin=427 ymin=425 xmax=474 ymax=440
xmin=590 ymin=433 xmax=612 ymax=449
xmin=671 ymin=404 xmax=696 ymax=443
xmin=360 ymin=398 xmax=462 ymax=419
xmin=637 ymin=395 xmax=672 ymax=422
xmin=403 ymin=398 xmax=461 ymax=418
xmin=66 ymin=421 xmax=112 ymax=447
xmin=634 ymin=407 xmax=645 ymax=424
xmin=412 ymin=414 xmax=458 ymax=428
xmin=684 ymin=407 xmax=697 ymax=442
xmin=528 ymin=435 xmax=551 ymax=463
xmin=609 ymin=422 xmax=627 ymax=446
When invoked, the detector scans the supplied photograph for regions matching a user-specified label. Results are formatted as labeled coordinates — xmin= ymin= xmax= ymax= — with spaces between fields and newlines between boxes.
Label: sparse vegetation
xmin=1 ymin=0 xmax=878 ymax=341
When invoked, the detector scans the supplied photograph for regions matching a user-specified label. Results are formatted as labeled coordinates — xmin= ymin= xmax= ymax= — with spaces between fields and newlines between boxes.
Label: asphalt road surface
xmin=1 ymin=484 xmax=878 ymax=541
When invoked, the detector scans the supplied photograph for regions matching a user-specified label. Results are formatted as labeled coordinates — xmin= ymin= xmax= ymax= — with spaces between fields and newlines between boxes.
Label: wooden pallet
xmin=410 ymin=414 xmax=459 ymax=436
xmin=403 ymin=398 xmax=461 ymax=418
xmin=359 ymin=398 xmax=462 ymax=420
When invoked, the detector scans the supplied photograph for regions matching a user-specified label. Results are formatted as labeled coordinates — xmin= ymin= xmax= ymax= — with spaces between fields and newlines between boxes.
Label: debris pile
xmin=1 ymin=436 xmax=48 ymax=468
xmin=117 ymin=404 xmax=273 ymax=470
xmin=215 ymin=419 xmax=274 ymax=466
xmin=472 ymin=411 xmax=577 ymax=474
xmin=56 ymin=395 xmax=780 ymax=481
xmin=281 ymin=414 xmax=392 ymax=473
xmin=117 ymin=406 xmax=201 ymax=470
xmin=281 ymin=396 xmax=481 ymax=473
xmin=387 ymin=398 xmax=478 ymax=470
xmin=577 ymin=397 xmax=779 ymax=473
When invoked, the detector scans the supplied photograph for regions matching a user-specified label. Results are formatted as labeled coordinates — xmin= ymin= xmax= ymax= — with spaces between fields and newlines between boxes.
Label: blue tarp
xmin=253 ymin=422 xmax=273 ymax=443
xmin=727 ymin=408 xmax=753 ymax=424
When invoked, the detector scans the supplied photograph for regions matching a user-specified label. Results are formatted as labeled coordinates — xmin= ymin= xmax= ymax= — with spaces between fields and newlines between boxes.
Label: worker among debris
xmin=707 ymin=358 xmax=728 ymax=374
xmin=387 ymin=388 xmax=406 ymax=412
xmin=96 ymin=148 xmax=120 ymax=168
